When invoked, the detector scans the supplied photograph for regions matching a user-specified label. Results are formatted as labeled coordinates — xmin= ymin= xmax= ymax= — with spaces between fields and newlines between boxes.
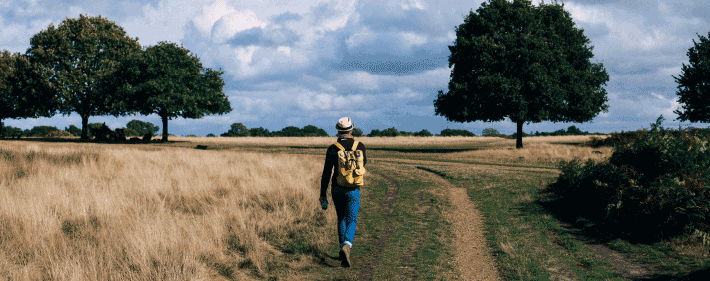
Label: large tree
xmin=674 ymin=31 xmax=710 ymax=122
xmin=0 ymin=51 xmax=58 ymax=138
xmin=434 ymin=0 xmax=609 ymax=148
xmin=26 ymin=14 xmax=141 ymax=139
xmin=119 ymin=41 xmax=232 ymax=142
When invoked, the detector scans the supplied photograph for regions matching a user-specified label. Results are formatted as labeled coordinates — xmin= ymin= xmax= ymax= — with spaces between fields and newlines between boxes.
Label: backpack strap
xmin=334 ymin=142 xmax=346 ymax=151
xmin=351 ymin=141 xmax=359 ymax=151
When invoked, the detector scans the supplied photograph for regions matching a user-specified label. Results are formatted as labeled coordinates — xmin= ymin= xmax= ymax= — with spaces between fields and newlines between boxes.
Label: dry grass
xmin=175 ymin=136 xmax=498 ymax=147
xmin=0 ymin=141 xmax=331 ymax=280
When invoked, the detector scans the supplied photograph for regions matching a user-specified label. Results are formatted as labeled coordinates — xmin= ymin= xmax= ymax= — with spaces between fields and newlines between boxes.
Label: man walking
xmin=320 ymin=117 xmax=367 ymax=267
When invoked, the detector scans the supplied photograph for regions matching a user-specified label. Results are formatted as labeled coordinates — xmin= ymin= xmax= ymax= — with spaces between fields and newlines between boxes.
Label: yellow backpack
xmin=334 ymin=141 xmax=366 ymax=187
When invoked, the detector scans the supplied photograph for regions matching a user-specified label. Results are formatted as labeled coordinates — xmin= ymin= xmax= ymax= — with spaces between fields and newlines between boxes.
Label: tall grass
xmin=176 ymin=136 xmax=497 ymax=146
xmin=0 ymin=141 xmax=329 ymax=280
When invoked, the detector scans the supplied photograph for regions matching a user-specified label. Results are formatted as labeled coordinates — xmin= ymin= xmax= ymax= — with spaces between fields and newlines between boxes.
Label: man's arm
xmin=320 ymin=145 xmax=335 ymax=198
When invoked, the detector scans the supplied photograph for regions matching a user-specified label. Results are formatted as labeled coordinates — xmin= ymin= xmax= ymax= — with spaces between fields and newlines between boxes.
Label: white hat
xmin=336 ymin=117 xmax=354 ymax=132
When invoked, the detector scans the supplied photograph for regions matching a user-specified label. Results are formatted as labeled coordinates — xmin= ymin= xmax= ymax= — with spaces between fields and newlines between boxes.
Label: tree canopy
xmin=126 ymin=119 xmax=159 ymax=136
xmin=118 ymin=41 xmax=232 ymax=142
xmin=0 ymin=51 xmax=57 ymax=138
xmin=26 ymin=14 xmax=141 ymax=139
xmin=434 ymin=0 xmax=609 ymax=148
xmin=674 ymin=31 xmax=710 ymax=122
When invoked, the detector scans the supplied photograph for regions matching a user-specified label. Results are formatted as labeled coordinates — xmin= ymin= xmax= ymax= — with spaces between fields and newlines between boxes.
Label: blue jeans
xmin=331 ymin=185 xmax=360 ymax=248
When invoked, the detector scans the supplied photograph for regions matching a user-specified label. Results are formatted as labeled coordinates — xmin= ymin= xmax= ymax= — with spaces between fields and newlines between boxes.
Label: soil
xmin=423 ymin=169 xmax=503 ymax=280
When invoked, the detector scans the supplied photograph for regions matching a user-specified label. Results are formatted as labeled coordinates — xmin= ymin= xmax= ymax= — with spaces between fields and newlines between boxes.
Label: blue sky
xmin=2 ymin=0 xmax=710 ymax=136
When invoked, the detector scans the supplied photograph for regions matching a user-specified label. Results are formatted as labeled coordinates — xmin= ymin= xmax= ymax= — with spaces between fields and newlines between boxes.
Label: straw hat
xmin=336 ymin=117 xmax=354 ymax=132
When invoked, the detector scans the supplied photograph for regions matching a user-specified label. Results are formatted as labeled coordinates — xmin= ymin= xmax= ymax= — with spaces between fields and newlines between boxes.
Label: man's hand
xmin=319 ymin=196 xmax=327 ymax=204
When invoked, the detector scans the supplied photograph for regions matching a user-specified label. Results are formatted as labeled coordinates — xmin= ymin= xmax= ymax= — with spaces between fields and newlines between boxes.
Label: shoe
xmin=340 ymin=245 xmax=351 ymax=267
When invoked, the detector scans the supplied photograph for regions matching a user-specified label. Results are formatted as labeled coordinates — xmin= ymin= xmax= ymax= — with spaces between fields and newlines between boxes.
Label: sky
xmin=2 ymin=0 xmax=710 ymax=136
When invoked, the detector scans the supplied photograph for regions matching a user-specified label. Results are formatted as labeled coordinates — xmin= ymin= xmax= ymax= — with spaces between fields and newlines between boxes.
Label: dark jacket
xmin=320 ymin=137 xmax=367 ymax=197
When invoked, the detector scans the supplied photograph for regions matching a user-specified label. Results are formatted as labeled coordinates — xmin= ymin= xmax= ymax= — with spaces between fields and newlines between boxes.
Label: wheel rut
xmin=358 ymin=171 xmax=401 ymax=280
xmin=418 ymin=167 xmax=503 ymax=281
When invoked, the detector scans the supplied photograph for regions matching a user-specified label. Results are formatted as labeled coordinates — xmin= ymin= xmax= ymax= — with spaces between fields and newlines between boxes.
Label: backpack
xmin=334 ymin=141 xmax=366 ymax=187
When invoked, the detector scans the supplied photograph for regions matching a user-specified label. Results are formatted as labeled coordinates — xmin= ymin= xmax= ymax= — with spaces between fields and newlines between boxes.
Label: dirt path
xmin=422 ymin=169 xmax=502 ymax=281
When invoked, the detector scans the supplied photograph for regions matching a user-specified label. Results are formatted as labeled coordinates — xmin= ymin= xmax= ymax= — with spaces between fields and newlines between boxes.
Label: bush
xmin=367 ymin=129 xmax=382 ymax=137
xmin=548 ymin=116 xmax=710 ymax=242
xmin=2 ymin=126 xmax=24 ymax=137
xmin=126 ymin=120 xmax=159 ymax=136
xmin=482 ymin=127 xmax=503 ymax=137
xmin=185 ymin=134 xmax=197 ymax=137
xmin=45 ymin=130 xmax=73 ymax=138
xmin=29 ymin=126 xmax=60 ymax=137
xmin=352 ymin=128 xmax=363 ymax=137
xmin=121 ymin=127 xmax=140 ymax=137
xmin=414 ymin=129 xmax=433 ymax=137
xmin=206 ymin=133 xmax=216 ymax=137
xmin=222 ymin=123 xmax=249 ymax=137
xmin=440 ymin=128 xmax=475 ymax=137
xmin=65 ymin=125 xmax=82 ymax=137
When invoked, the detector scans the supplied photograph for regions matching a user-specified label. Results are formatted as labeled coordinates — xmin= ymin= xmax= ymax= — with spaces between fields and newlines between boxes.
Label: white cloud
xmin=395 ymin=87 xmax=422 ymax=99
xmin=658 ymin=66 xmax=682 ymax=77
xmin=338 ymin=71 xmax=380 ymax=90
xmin=211 ymin=9 xmax=265 ymax=44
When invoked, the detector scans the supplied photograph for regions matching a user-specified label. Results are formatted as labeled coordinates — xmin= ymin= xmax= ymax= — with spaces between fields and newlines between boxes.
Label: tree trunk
xmin=161 ymin=110 xmax=168 ymax=143
xmin=516 ymin=120 xmax=524 ymax=149
xmin=81 ymin=114 xmax=89 ymax=140
xmin=0 ymin=119 xmax=4 ymax=140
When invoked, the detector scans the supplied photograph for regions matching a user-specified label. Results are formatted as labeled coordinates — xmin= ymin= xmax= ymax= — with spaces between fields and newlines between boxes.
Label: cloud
xmin=211 ymin=9 xmax=266 ymax=44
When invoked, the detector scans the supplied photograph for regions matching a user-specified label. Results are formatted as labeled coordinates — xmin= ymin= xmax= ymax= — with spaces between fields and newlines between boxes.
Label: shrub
xmin=45 ymin=130 xmax=73 ymax=138
xmin=440 ymin=128 xmax=474 ymax=137
xmin=548 ymin=116 xmax=710 ymax=242
xmin=126 ymin=120 xmax=159 ymax=136
xmin=29 ymin=126 xmax=60 ymax=137
xmin=185 ymin=134 xmax=197 ymax=137
xmin=352 ymin=128 xmax=363 ymax=137
xmin=367 ymin=129 xmax=382 ymax=137
xmin=482 ymin=128 xmax=502 ymax=137
xmin=65 ymin=125 xmax=82 ymax=137
xmin=413 ymin=129 xmax=433 ymax=137
xmin=206 ymin=133 xmax=216 ymax=137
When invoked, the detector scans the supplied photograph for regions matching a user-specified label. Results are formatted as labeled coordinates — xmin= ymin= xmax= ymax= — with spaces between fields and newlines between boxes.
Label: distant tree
xmin=26 ymin=14 xmax=142 ymax=139
xmin=249 ymin=127 xmax=270 ymax=137
xmin=206 ymin=133 xmax=216 ymax=137
xmin=434 ymin=0 xmax=609 ymax=148
xmin=566 ymin=125 xmax=585 ymax=135
xmin=121 ymin=127 xmax=139 ymax=137
xmin=87 ymin=123 xmax=106 ymax=137
xmin=126 ymin=119 xmax=159 ymax=136
xmin=367 ymin=129 xmax=382 ymax=137
xmin=440 ymin=128 xmax=475 ymax=137
xmin=280 ymin=126 xmax=303 ymax=137
xmin=0 ymin=51 xmax=57 ymax=139
xmin=352 ymin=128 xmax=364 ymax=137
xmin=302 ymin=125 xmax=329 ymax=137
xmin=414 ymin=129 xmax=433 ymax=137
xmin=674 ymin=31 xmax=710 ymax=123
xmin=399 ymin=131 xmax=414 ymax=136
xmin=1 ymin=126 xmax=23 ymax=138
xmin=482 ymin=128 xmax=502 ymax=137
xmin=222 ymin=122 xmax=249 ymax=137
xmin=379 ymin=127 xmax=399 ymax=137
xmin=65 ymin=125 xmax=82 ymax=137
xmin=29 ymin=125 xmax=59 ymax=137
xmin=119 ymin=41 xmax=232 ymax=142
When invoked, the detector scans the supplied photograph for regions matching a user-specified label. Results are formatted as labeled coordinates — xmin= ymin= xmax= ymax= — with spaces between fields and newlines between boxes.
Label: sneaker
xmin=340 ymin=245 xmax=351 ymax=267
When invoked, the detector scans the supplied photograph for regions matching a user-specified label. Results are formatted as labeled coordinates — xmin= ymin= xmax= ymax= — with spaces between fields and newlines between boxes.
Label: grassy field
xmin=2 ymin=135 xmax=709 ymax=280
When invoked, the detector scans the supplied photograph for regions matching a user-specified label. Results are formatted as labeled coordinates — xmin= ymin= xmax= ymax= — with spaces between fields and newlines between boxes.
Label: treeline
xmin=509 ymin=125 xmax=607 ymax=139
xmin=219 ymin=123 xmax=330 ymax=137
xmin=2 ymin=119 xmax=160 ymax=138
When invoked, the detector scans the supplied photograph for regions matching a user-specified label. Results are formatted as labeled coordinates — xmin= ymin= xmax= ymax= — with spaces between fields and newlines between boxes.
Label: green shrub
xmin=440 ymin=128 xmax=474 ymax=137
xmin=548 ymin=116 xmax=710 ymax=242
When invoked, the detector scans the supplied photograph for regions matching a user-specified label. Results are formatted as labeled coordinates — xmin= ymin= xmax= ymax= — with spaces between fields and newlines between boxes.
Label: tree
xmin=249 ymin=127 xmax=270 ymax=137
xmin=352 ymin=128 xmax=363 ymax=137
xmin=65 ymin=125 xmax=82 ymax=136
xmin=414 ymin=129 xmax=433 ymax=137
xmin=433 ymin=0 xmax=609 ymax=148
xmin=368 ymin=129 xmax=381 ymax=137
xmin=566 ymin=125 xmax=584 ymax=135
xmin=674 ymin=31 xmax=710 ymax=122
xmin=119 ymin=41 xmax=232 ymax=142
xmin=440 ymin=128 xmax=475 ymax=136
xmin=380 ymin=127 xmax=400 ymax=137
xmin=26 ymin=14 xmax=141 ymax=139
xmin=280 ymin=126 xmax=303 ymax=137
xmin=0 ymin=51 xmax=57 ymax=139
xmin=29 ymin=125 xmax=60 ymax=137
xmin=126 ymin=119 xmax=159 ymax=136
xmin=482 ymin=128 xmax=502 ymax=137
xmin=222 ymin=122 xmax=249 ymax=137
xmin=206 ymin=133 xmax=216 ymax=137
xmin=302 ymin=125 xmax=329 ymax=137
